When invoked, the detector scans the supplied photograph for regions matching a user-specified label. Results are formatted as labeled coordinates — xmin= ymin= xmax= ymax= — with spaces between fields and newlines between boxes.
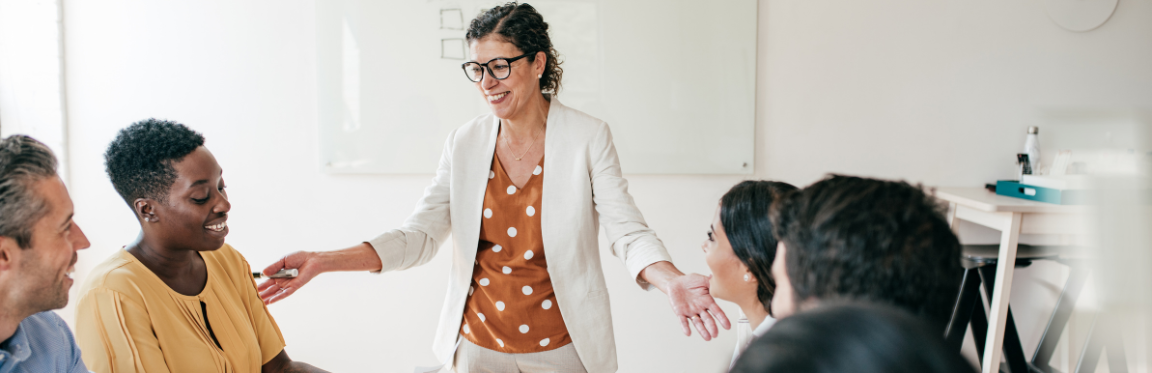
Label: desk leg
xmin=981 ymin=212 xmax=1022 ymax=373
xmin=946 ymin=202 xmax=958 ymax=229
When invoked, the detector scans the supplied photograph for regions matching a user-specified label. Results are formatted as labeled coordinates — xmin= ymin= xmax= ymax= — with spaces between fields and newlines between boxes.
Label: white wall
xmin=57 ymin=1 xmax=1151 ymax=372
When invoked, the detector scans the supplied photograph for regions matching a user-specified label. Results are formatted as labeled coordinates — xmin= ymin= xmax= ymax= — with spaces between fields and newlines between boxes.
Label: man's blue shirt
xmin=0 ymin=311 xmax=88 ymax=373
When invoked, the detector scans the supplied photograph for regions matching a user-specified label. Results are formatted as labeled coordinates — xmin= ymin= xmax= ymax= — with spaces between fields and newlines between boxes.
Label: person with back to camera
xmin=765 ymin=175 xmax=963 ymax=329
xmin=699 ymin=180 xmax=796 ymax=369
xmin=729 ymin=302 xmax=977 ymax=373
xmin=74 ymin=120 xmax=327 ymax=373
xmin=256 ymin=3 xmax=729 ymax=372
xmin=0 ymin=135 xmax=92 ymax=373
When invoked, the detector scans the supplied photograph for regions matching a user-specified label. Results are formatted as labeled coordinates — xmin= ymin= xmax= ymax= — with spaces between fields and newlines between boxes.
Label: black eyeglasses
xmin=461 ymin=52 xmax=535 ymax=82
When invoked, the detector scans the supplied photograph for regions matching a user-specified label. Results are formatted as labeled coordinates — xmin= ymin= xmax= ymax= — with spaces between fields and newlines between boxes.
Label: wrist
xmin=641 ymin=261 xmax=683 ymax=293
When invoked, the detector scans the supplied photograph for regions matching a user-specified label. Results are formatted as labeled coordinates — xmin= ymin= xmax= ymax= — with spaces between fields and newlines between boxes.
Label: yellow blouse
xmin=75 ymin=244 xmax=285 ymax=373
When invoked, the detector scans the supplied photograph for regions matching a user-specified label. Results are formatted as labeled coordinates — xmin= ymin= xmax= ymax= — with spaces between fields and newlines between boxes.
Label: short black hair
xmin=104 ymin=119 xmax=205 ymax=206
xmin=730 ymin=302 xmax=976 ymax=373
xmin=771 ymin=175 xmax=962 ymax=328
xmin=720 ymin=180 xmax=797 ymax=314
xmin=0 ymin=135 xmax=58 ymax=249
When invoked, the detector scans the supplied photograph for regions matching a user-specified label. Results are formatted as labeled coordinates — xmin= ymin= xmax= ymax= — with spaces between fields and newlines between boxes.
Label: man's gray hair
xmin=0 ymin=135 xmax=59 ymax=249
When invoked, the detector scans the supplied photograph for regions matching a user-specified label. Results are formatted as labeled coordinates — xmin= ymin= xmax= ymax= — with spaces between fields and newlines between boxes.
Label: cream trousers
xmin=452 ymin=339 xmax=587 ymax=373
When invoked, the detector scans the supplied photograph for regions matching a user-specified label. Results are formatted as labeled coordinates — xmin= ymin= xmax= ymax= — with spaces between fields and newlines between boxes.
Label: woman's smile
xmin=488 ymin=91 xmax=510 ymax=104
xmin=204 ymin=219 xmax=228 ymax=235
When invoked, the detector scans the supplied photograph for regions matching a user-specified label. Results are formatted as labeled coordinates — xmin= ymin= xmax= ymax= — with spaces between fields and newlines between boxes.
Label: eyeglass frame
xmin=461 ymin=52 xmax=537 ymax=82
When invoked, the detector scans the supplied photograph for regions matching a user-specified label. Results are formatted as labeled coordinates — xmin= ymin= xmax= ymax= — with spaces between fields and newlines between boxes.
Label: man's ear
xmin=0 ymin=236 xmax=22 ymax=271
xmin=134 ymin=198 xmax=158 ymax=223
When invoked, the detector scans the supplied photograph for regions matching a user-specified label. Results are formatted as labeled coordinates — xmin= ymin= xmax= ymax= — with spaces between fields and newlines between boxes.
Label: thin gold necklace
xmin=502 ymin=124 xmax=543 ymax=161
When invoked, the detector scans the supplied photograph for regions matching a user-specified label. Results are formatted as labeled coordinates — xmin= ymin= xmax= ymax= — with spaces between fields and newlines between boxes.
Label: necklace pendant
xmin=516 ymin=157 xmax=522 ymax=161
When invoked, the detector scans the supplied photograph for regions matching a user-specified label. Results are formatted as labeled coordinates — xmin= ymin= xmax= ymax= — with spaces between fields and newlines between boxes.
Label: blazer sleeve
xmin=75 ymin=288 xmax=171 ymax=373
xmin=588 ymin=121 xmax=674 ymax=290
xmin=367 ymin=129 xmax=456 ymax=273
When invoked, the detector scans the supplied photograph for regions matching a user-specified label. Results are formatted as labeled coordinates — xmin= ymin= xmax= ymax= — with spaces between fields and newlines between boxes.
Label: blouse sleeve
xmin=74 ymin=288 xmax=171 ymax=373
xmin=588 ymin=121 xmax=674 ymax=289
xmin=239 ymin=256 xmax=288 ymax=364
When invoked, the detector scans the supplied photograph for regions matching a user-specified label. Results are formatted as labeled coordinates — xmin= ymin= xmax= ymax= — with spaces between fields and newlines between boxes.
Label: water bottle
xmin=1024 ymin=126 xmax=1041 ymax=174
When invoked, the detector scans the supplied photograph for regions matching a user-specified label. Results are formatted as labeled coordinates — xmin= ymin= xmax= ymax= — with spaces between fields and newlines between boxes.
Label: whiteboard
xmin=317 ymin=0 xmax=756 ymax=174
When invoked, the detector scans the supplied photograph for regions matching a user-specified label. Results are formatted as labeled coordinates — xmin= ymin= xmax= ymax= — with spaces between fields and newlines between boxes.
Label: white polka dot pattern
xmin=463 ymin=154 xmax=568 ymax=353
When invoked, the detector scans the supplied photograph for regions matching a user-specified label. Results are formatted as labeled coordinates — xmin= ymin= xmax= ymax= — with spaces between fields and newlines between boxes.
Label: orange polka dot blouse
xmin=460 ymin=154 xmax=572 ymax=353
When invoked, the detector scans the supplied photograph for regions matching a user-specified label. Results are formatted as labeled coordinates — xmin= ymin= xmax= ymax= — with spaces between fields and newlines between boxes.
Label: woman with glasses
xmin=256 ymin=3 xmax=727 ymax=373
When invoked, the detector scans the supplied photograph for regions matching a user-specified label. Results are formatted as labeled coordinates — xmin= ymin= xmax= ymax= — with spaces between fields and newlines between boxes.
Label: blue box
xmin=995 ymin=180 xmax=1087 ymax=205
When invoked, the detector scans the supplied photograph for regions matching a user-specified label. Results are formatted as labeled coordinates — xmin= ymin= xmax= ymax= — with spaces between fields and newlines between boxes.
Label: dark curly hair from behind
xmin=104 ymin=119 xmax=205 ymax=207
xmin=466 ymin=2 xmax=563 ymax=95
xmin=771 ymin=175 xmax=962 ymax=329
xmin=720 ymin=180 xmax=797 ymax=315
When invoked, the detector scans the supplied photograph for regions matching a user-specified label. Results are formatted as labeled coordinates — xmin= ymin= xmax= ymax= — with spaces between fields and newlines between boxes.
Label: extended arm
xmin=259 ymin=131 xmax=458 ymax=304
xmin=587 ymin=122 xmax=729 ymax=341
xmin=258 ymin=243 xmax=380 ymax=304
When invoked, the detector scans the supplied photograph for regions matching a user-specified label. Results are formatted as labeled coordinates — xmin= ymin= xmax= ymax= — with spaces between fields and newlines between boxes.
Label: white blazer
xmin=368 ymin=98 xmax=673 ymax=373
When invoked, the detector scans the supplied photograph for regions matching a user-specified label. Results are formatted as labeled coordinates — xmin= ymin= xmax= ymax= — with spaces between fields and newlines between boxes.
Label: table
xmin=934 ymin=187 xmax=1087 ymax=373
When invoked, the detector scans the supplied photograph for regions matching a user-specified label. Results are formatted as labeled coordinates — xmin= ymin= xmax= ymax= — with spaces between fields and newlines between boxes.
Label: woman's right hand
xmin=258 ymin=251 xmax=324 ymax=305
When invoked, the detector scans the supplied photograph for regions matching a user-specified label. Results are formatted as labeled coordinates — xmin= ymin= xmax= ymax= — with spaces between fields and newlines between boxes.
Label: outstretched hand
xmin=666 ymin=273 xmax=730 ymax=341
xmin=257 ymin=251 xmax=324 ymax=305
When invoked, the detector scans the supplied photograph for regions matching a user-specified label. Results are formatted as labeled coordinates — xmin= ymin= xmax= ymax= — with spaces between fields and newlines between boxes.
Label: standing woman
xmin=257 ymin=3 xmax=727 ymax=372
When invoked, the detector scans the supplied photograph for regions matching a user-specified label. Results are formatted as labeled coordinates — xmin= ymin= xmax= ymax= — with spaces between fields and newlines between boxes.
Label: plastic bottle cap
xmin=1028 ymin=126 xmax=1039 ymax=134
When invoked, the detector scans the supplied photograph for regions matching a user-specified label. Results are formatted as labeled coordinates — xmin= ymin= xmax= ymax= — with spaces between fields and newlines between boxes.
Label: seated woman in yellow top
xmin=75 ymin=119 xmax=326 ymax=373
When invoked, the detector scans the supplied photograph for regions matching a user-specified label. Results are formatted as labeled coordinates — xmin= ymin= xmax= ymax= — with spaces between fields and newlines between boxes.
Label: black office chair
xmin=943 ymin=244 xmax=1125 ymax=373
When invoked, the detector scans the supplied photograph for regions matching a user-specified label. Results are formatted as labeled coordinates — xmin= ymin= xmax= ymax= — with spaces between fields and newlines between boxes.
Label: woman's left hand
xmin=666 ymin=273 xmax=730 ymax=341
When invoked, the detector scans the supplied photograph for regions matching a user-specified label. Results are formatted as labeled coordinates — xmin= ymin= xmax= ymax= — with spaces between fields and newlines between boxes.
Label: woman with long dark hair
xmin=701 ymin=180 xmax=796 ymax=368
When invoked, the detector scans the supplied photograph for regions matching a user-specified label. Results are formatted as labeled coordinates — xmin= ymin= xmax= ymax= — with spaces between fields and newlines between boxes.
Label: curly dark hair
xmin=104 ymin=119 xmax=205 ymax=207
xmin=771 ymin=175 xmax=962 ymax=329
xmin=466 ymin=2 xmax=563 ymax=95
xmin=719 ymin=180 xmax=797 ymax=315
xmin=0 ymin=135 xmax=58 ymax=249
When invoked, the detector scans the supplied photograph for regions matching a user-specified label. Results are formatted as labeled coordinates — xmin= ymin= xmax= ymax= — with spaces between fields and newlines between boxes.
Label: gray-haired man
xmin=0 ymin=135 xmax=91 ymax=373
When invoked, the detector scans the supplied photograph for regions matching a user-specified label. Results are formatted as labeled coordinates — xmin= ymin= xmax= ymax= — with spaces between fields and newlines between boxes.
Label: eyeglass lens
xmin=463 ymin=59 xmax=512 ymax=82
